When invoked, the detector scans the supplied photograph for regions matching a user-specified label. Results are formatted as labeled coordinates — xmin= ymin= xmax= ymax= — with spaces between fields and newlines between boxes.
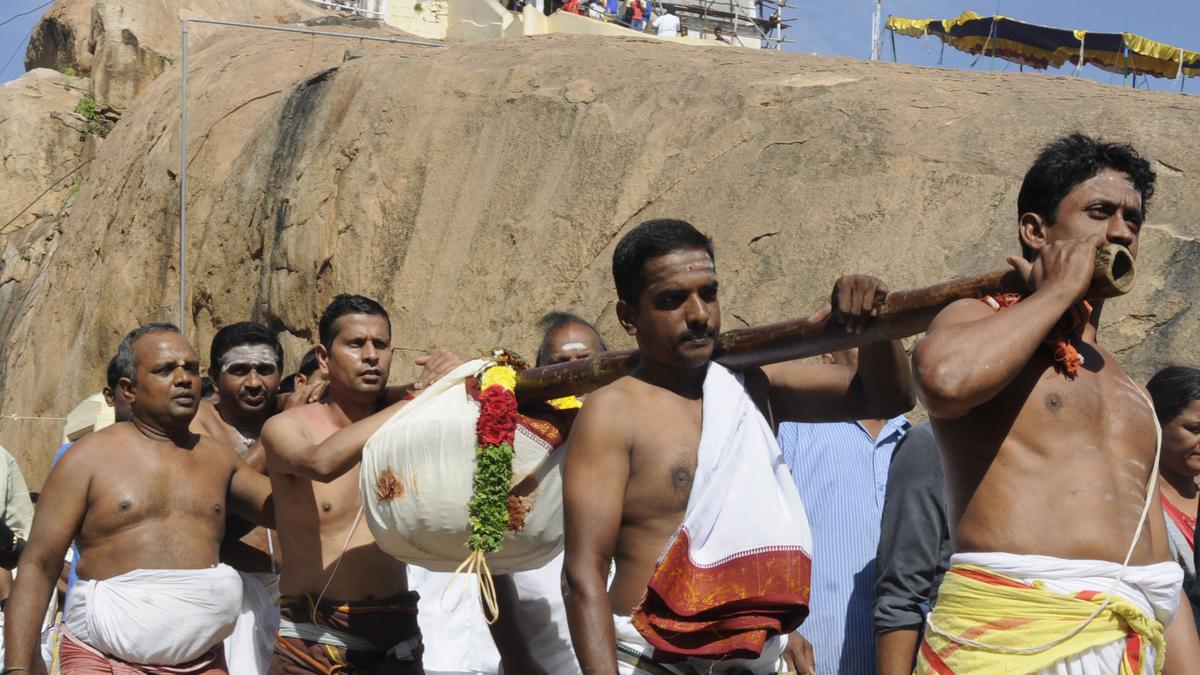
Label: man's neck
xmin=1075 ymin=298 xmax=1106 ymax=341
xmin=633 ymin=359 xmax=707 ymax=399
xmin=132 ymin=416 xmax=193 ymax=447
xmin=216 ymin=399 xmax=265 ymax=440
xmin=859 ymin=418 xmax=888 ymax=440
xmin=324 ymin=390 xmax=381 ymax=426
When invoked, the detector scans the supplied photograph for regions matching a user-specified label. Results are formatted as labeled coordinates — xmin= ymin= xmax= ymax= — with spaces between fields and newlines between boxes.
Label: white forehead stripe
xmin=559 ymin=342 xmax=588 ymax=352
xmin=220 ymin=345 xmax=279 ymax=371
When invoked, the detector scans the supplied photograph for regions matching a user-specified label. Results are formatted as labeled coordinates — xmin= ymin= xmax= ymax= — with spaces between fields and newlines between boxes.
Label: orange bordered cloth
xmin=631 ymin=363 xmax=812 ymax=662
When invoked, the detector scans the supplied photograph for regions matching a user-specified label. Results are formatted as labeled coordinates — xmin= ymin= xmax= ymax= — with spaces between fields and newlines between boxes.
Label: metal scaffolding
xmin=668 ymin=0 xmax=788 ymax=49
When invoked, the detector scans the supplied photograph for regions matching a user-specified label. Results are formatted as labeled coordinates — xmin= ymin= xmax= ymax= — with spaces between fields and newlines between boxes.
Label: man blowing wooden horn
xmin=562 ymin=218 xmax=915 ymax=674
xmin=912 ymin=133 xmax=1200 ymax=674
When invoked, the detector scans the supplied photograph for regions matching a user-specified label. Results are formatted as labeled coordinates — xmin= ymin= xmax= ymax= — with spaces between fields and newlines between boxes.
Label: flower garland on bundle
xmin=468 ymin=358 xmax=520 ymax=553
xmin=455 ymin=350 xmax=523 ymax=622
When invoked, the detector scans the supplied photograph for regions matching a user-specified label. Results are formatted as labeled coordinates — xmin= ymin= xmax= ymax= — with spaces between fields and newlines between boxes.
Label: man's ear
xmin=118 ymin=377 xmax=136 ymax=410
xmin=1018 ymin=212 xmax=1049 ymax=258
xmin=316 ymin=344 xmax=330 ymax=374
xmin=616 ymin=300 xmax=637 ymax=336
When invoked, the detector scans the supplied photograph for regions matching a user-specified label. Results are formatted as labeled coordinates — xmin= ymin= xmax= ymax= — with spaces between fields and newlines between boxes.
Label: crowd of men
xmin=0 ymin=132 xmax=1198 ymax=675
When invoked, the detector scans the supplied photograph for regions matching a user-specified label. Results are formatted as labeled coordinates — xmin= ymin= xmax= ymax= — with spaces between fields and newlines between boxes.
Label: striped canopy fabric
xmin=887 ymin=11 xmax=1200 ymax=79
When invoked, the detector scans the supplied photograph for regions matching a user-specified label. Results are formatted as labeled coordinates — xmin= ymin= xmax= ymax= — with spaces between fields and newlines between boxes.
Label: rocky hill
xmin=2 ymin=0 xmax=1197 ymax=485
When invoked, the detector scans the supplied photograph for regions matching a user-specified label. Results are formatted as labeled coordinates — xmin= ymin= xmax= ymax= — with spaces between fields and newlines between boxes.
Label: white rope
xmin=314 ymin=504 xmax=364 ymax=608
xmin=925 ymin=388 xmax=1163 ymax=655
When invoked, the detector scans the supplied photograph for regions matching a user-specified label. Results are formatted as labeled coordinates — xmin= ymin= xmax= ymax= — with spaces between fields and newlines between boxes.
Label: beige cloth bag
xmin=360 ymin=360 xmax=566 ymax=574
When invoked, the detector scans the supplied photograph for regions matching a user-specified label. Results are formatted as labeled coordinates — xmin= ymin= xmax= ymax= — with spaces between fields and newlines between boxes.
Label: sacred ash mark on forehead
xmin=220 ymin=344 xmax=278 ymax=372
xmin=559 ymin=342 xmax=588 ymax=352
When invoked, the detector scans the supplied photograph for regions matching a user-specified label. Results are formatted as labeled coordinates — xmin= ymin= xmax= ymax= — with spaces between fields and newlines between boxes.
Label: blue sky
xmin=781 ymin=1 xmax=1200 ymax=93
xmin=1 ymin=0 xmax=1198 ymax=92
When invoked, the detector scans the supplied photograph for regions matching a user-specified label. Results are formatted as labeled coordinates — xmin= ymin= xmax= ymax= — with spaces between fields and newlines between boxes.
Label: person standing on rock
xmin=4 ymin=323 xmax=275 ymax=673
xmin=562 ymin=218 xmax=914 ymax=674
xmin=911 ymin=133 xmax=1200 ymax=672
xmin=260 ymin=294 xmax=544 ymax=674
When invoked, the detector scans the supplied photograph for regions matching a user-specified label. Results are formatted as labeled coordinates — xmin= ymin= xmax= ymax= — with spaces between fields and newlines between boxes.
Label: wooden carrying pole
xmin=515 ymin=245 xmax=1134 ymax=404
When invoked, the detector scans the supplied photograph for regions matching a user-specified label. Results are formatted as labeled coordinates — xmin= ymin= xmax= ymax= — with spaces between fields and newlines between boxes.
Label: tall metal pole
xmin=870 ymin=0 xmax=881 ymax=61
xmin=179 ymin=21 xmax=189 ymax=331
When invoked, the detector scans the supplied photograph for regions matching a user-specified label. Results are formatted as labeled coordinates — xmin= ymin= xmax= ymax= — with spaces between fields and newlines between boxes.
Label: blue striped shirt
xmin=778 ymin=417 xmax=910 ymax=675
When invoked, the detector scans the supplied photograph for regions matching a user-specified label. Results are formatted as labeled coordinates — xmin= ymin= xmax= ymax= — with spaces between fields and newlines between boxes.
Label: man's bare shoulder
xmin=262 ymin=401 xmax=326 ymax=438
xmin=570 ymin=377 xmax=644 ymax=447
xmin=63 ymin=423 xmax=139 ymax=462
xmin=927 ymin=297 xmax=995 ymax=331
xmin=580 ymin=376 xmax=649 ymax=413
xmin=190 ymin=401 xmax=231 ymax=438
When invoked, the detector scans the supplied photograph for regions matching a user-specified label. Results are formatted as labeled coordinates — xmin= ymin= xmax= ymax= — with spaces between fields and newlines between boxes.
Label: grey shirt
xmin=872 ymin=422 xmax=952 ymax=633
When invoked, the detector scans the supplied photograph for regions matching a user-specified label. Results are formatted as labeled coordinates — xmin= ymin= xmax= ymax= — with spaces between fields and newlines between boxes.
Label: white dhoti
xmin=408 ymin=565 xmax=500 ymax=675
xmin=614 ymin=614 xmax=787 ymax=675
xmin=920 ymin=552 xmax=1183 ymax=675
xmin=223 ymin=571 xmax=280 ymax=675
xmin=63 ymin=564 xmax=243 ymax=665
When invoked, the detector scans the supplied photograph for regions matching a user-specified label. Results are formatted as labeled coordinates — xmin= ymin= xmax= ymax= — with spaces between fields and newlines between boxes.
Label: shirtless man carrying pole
xmin=261 ymin=294 xmax=544 ymax=674
xmin=912 ymin=133 xmax=1200 ymax=672
xmin=563 ymin=219 xmax=914 ymax=674
xmin=4 ymin=323 xmax=275 ymax=673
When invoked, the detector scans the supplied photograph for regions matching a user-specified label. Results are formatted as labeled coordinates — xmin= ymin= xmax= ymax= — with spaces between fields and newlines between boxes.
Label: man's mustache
xmin=678 ymin=328 xmax=716 ymax=343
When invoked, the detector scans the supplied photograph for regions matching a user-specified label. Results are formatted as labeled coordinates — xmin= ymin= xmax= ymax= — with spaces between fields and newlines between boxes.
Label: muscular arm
xmin=563 ymin=391 xmax=632 ymax=675
xmin=762 ymin=274 xmax=913 ymax=423
xmin=913 ymin=236 xmax=1103 ymax=420
xmin=761 ymin=338 xmax=912 ymax=423
xmin=1164 ymin=595 xmax=1200 ymax=674
xmin=227 ymin=447 xmax=275 ymax=529
xmin=261 ymin=398 xmax=407 ymax=482
xmin=912 ymin=296 xmax=1071 ymax=419
xmin=877 ymin=630 xmax=921 ymax=675
xmin=3 ymin=448 xmax=90 ymax=673
xmin=874 ymin=425 xmax=948 ymax=674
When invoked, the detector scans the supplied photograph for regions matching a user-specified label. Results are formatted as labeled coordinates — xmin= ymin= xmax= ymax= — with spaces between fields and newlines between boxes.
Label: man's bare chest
xmin=86 ymin=455 xmax=229 ymax=534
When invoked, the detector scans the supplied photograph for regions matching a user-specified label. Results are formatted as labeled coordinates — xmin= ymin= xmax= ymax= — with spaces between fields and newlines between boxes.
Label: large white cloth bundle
xmin=361 ymin=359 xmax=567 ymax=574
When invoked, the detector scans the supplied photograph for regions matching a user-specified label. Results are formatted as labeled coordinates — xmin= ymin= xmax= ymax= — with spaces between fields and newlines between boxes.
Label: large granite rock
xmin=0 ymin=68 xmax=91 ymax=236
xmin=2 ymin=26 xmax=1197 ymax=485
xmin=24 ymin=0 xmax=330 ymax=112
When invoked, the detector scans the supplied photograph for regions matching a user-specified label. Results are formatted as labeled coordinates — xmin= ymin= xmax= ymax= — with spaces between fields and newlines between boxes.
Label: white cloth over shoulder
xmin=362 ymin=359 xmax=565 ymax=574
xmin=64 ymin=564 xmax=243 ymax=665
xmin=631 ymin=363 xmax=813 ymax=660
xmin=223 ymin=571 xmax=280 ymax=675
xmin=954 ymin=552 xmax=1182 ymax=675
xmin=679 ymin=363 xmax=813 ymax=567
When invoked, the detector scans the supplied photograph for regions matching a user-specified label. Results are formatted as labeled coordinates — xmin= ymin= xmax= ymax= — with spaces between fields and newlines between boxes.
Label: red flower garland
xmin=477 ymin=384 xmax=518 ymax=447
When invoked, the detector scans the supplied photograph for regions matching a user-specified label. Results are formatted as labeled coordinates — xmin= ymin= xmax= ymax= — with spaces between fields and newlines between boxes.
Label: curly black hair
xmin=1017 ymin=133 xmax=1156 ymax=259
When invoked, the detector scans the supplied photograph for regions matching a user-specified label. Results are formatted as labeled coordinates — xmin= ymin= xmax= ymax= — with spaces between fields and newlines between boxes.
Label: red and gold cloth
xmin=631 ymin=363 xmax=812 ymax=662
